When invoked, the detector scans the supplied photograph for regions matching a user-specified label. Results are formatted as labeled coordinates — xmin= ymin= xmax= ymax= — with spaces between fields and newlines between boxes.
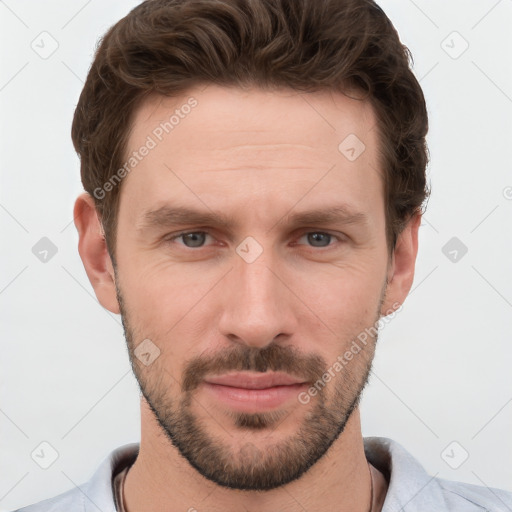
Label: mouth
xmin=201 ymin=372 xmax=309 ymax=412
xmin=204 ymin=371 xmax=307 ymax=389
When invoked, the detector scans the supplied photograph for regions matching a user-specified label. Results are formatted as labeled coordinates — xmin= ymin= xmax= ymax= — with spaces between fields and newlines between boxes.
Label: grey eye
xmin=180 ymin=232 xmax=207 ymax=248
xmin=306 ymin=233 xmax=332 ymax=247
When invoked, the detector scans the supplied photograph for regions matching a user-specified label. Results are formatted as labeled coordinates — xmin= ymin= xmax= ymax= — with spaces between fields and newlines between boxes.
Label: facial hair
xmin=116 ymin=280 xmax=385 ymax=491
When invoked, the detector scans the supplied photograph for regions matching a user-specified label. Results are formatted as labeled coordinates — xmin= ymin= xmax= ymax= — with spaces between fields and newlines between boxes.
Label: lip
xmin=203 ymin=371 xmax=306 ymax=389
xmin=202 ymin=381 xmax=308 ymax=412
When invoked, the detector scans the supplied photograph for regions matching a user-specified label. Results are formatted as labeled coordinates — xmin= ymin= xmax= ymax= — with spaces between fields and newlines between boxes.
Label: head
xmin=73 ymin=0 xmax=428 ymax=492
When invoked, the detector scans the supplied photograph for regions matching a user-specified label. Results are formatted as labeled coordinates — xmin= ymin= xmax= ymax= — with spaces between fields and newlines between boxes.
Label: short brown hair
xmin=72 ymin=0 xmax=429 ymax=264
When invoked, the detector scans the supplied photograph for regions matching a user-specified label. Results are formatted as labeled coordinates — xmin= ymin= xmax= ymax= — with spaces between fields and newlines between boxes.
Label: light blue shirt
xmin=12 ymin=437 xmax=512 ymax=511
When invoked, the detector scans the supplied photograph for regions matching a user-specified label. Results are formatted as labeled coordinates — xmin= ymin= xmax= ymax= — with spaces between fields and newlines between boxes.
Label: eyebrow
xmin=137 ymin=204 xmax=369 ymax=233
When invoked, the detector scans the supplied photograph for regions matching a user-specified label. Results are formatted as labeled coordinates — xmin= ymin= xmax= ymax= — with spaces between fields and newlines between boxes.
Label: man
xmin=14 ymin=0 xmax=512 ymax=511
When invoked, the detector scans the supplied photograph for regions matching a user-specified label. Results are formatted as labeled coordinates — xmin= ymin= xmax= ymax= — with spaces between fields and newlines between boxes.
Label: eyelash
xmin=164 ymin=230 xmax=346 ymax=250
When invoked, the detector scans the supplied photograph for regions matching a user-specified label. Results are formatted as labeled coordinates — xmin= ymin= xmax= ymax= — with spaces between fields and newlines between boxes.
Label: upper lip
xmin=204 ymin=372 xmax=306 ymax=389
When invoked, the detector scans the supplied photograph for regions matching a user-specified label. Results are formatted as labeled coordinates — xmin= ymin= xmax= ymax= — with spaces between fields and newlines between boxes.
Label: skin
xmin=74 ymin=85 xmax=420 ymax=512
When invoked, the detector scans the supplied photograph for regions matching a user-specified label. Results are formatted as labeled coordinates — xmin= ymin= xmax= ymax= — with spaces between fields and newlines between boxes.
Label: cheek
xmin=118 ymin=259 xmax=219 ymax=352
xmin=118 ymin=243 xmax=201 ymax=305
xmin=294 ymin=261 xmax=385 ymax=346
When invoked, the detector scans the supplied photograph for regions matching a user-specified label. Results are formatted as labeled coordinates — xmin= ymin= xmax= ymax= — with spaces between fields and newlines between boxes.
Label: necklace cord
xmin=367 ymin=461 xmax=374 ymax=512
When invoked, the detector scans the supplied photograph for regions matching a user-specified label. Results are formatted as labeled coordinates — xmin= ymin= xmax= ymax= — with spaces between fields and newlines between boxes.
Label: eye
xmin=296 ymin=231 xmax=340 ymax=248
xmin=166 ymin=230 xmax=343 ymax=250
xmin=169 ymin=231 xmax=212 ymax=248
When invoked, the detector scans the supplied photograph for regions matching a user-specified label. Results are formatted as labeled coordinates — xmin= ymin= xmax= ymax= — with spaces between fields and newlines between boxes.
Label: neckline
xmin=115 ymin=462 xmax=388 ymax=512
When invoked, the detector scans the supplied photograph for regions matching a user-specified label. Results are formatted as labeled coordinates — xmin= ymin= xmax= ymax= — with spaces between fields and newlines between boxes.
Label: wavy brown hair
xmin=72 ymin=0 xmax=429 ymax=264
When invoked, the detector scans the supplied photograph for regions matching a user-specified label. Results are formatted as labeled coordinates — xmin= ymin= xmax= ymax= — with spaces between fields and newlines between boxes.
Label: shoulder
xmin=12 ymin=487 xmax=85 ymax=512
xmin=364 ymin=436 xmax=512 ymax=512
xmin=436 ymin=477 xmax=512 ymax=511
xmin=10 ymin=443 xmax=139 ymax=512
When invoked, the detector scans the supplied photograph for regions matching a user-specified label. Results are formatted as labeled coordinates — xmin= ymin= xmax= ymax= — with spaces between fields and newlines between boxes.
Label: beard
xmin=116 ymin=280 xmax=384 ymax=491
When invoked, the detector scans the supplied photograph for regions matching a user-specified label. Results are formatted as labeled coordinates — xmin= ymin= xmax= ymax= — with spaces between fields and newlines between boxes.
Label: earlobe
xmin=380 ymin=213 xmax=421 ymax=317
xmin=73 ymin=192 xmax=120 ymax=314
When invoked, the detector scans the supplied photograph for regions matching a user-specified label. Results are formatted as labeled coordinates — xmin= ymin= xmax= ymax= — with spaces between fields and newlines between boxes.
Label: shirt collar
xmin=84 ymin=437 xmax=448 ymax=511
xmin=364 ymin=436 xmax=448 ymax=511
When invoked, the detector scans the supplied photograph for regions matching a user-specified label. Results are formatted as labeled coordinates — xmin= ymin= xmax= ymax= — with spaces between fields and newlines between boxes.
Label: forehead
xmin=129 ymin=85 xmax=377 ymax=153
xmin=120 ymin=85 xmax=382 ymax=219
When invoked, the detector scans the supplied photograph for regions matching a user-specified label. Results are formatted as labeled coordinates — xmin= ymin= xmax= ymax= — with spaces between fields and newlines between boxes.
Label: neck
xmin=123 ymin=400 xmax=376 ymax=512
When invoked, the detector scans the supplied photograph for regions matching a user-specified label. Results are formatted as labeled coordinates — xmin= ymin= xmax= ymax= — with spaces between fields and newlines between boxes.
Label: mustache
xmin=182 ymin=342 xmax=327 ymax=393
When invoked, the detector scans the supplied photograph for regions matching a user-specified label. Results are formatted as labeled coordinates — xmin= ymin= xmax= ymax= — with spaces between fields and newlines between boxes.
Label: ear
xmin=381 ymin=213 xmax=421 ymax=316
xmin=73 ymin=192 xmax=120 ymax=314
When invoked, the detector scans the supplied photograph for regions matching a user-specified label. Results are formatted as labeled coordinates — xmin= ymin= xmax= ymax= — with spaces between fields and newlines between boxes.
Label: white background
xmin=1 ymin=0 xmax=511 ymax=510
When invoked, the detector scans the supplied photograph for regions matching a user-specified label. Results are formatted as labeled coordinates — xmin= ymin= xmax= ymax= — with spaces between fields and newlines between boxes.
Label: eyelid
xmin=166 ymin=230 xmax=216 ymax=246
xmin=165 ymin=229 xmax=347 ymax=248
xmin=294 ymin=230 xmax=347 ymax=248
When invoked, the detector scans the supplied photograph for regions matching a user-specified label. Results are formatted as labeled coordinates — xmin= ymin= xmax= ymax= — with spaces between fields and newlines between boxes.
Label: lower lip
xmin=202 ymin=382 xmax=308 ymax=412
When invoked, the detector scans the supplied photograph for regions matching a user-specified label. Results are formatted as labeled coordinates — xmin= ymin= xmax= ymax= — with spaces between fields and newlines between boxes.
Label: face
xmin=93 ymin=85 xmax=409 ymax=490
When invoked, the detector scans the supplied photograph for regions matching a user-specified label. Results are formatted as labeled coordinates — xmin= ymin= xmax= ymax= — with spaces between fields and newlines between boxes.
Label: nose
xmin=217 ymin=248 xmax=297 ymax=349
